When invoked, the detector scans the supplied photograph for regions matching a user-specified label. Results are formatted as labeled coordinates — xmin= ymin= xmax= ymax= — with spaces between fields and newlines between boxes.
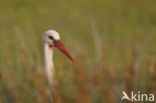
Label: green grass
xmin=0 ymin=0 xmax=156 ymax=103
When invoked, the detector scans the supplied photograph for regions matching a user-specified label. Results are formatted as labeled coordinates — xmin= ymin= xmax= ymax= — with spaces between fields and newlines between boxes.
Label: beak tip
xmin=72 ymin=59 xmax=75 ymax=63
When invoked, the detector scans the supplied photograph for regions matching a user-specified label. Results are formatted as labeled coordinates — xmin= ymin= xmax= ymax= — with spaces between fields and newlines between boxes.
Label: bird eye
xmin=48 ymin=36 xmax=54 ymax=40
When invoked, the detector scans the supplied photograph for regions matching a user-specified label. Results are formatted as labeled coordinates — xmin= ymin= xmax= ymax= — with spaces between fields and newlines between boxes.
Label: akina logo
xmin=121 ymin=91 xmax=154 ymax=102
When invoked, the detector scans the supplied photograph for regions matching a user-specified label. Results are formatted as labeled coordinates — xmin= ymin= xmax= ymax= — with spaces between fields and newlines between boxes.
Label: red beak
xmin=54 ymin=40 xmax=74 ymax=63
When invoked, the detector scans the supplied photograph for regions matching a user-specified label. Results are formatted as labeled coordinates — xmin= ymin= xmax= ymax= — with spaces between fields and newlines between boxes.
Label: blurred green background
xmin=0 ymin=0 xmax=156 ymax=103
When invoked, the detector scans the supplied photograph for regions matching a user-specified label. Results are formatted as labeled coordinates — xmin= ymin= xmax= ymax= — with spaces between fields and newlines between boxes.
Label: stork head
xmin=43 ymin=30 xmax=60 ymax=46
xmin=43 ymin=30 xmax=74 ymax=62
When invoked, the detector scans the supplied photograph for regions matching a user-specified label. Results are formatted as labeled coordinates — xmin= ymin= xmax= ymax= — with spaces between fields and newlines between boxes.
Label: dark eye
xmin=48 ymin=36 xmax=54 ymax=40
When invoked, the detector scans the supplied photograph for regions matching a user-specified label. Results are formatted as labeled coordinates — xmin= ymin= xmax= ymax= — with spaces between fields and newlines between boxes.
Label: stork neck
xmin=44 ymin=43 xmax=54 ymax=70
xmin=43 ymin=43 xmax=56 ymax=85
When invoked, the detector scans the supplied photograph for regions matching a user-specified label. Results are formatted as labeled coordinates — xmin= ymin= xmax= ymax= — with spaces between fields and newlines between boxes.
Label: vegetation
xmin=0 ymin=0 xmax=156 ymax=103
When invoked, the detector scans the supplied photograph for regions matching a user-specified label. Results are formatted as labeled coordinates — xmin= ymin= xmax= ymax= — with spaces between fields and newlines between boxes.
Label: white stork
xmin=43 ymin=30 xmax=74 ymax=86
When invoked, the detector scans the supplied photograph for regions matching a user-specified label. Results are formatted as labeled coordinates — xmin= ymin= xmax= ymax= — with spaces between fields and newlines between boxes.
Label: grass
xmin=0 ymin=0 xmax=156 ymax=103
